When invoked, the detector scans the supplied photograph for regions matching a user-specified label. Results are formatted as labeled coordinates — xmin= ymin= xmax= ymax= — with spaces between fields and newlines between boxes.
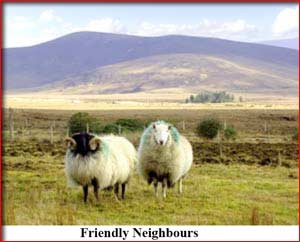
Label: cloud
xmin=83 ymin=18 xmax=125 ymax=33
xmin=133 ymin=19 xmax=257 ymax=41
xmin=272 ymin=6 xmax=299 ymax=37
xmin=39 ymin=9 xmax=62 ymax=23
xmin=5 ymin=9 xmax=260 ymax=48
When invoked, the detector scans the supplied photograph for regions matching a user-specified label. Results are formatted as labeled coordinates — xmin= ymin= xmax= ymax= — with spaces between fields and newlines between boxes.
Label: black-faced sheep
xmin=65 ymin=133 xmax=136 ymax=202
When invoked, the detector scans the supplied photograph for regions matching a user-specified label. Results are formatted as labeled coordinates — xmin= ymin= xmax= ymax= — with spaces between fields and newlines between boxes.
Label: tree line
xmin=185 ymin=91 xmax=235 ymax=103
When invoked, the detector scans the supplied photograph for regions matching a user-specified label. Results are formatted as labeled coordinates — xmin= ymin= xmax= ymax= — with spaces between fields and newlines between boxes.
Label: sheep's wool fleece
xmin=138 ymin=126 xmax=193 ymax=185
xmin=65 ymin=135 xmax=136 ymax=189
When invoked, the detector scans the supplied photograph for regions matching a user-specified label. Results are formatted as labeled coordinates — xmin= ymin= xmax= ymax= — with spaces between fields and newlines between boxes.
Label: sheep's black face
xmin=72 ymin=133 xmax=95 ymax=156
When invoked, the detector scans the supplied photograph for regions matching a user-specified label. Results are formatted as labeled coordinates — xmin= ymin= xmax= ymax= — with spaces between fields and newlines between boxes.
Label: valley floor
xmin=2 ymin=108 xmax=298 ymax=225
xmin=4 ymin=93 xmax=298 ymax=110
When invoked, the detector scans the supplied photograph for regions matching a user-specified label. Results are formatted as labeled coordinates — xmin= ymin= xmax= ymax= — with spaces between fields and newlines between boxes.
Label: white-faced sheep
xmin=137 ymin=120 xmax=193 ymax=198
xmin=65 ymin=133 xmax=136 ymax=202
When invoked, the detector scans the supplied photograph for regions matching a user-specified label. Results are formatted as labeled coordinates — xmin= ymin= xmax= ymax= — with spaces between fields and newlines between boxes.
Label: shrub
xmin=100 ymin=123 xmax=119 ymax=134
xmin=68 ymin=112 xmax=92 ymax=134
xmin=292 ymin=128 xmax=298 ymax=141
xmin=91 ymin=120 xmax=103 ymax=134
xmin=197 ymin=118 xmax=221 ymax=139
xmin=68 ymin=112 xmax=102 ymax=134
xmin=115 ymin=119 xmax=144 ymax=132
xmin=224 ymin=126 xmax=237 ymax=140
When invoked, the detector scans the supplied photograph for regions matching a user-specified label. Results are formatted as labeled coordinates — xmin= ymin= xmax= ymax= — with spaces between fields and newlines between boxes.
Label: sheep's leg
xmin=162 ymin=178 xmax=167 ymax=198
xmin=153 ymin=179 xmax=158 ymax=197
xmin=121 ymin=183 xmax=126 ymax=200
xmin=83 ymin=185 xmax=88 ymax=203
xmin=178 ymin=178 xmax=183 ymax=194
xmin=91 ymin=178 xmax=99 ymax=201
xmin=114 ymin=183 xmax=120 ymax=200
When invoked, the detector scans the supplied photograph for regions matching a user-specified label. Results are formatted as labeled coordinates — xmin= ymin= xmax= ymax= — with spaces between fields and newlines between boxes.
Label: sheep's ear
xmin=152 ymin=124 xmax=156 ymax=129
xmin=168 ymin=125 xmax=172 ymax=130
xmin=89 ymin=137 xmax=101 ymax=151
xmin=65 ymin=137 xmax=76 ymax=149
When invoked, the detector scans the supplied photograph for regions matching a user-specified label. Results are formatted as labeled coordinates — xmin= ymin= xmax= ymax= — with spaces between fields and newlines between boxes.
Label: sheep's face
xmin=65 ymin=133 xmax=101 ymax=157
xmin=152 ymin=123 xmax=171 ymax=146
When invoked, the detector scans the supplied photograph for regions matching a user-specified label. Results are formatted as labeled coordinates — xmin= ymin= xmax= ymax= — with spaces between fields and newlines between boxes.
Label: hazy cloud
xmin=133 ymin=19 xmax=258 ymax=41
xmin=6 ymin=8 xmax=282 ymax=47
xmin=272 ymin=6 xmax=299 ymax=37
xmin=84 ymin=18 xmax=125 ymax=33
xmin=39 ymin=9 xmax=62 ymax=23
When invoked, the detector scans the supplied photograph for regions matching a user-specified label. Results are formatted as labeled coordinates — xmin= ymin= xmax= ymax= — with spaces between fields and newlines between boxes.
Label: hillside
xmin=40 ymin=53 xmax=297 ymax=95
xmin=4 ymin=32 xmax=298 ymax=92
xmin=259 ymin=38 xmax=298 ymax=50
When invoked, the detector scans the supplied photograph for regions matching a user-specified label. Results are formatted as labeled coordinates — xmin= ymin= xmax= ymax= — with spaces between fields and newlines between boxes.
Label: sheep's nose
xmin=159 ymin=140 xmax=164 ymax=145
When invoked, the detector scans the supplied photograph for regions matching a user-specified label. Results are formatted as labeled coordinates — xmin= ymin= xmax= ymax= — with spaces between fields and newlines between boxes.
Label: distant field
xmin=4 ymin=93 xmax=298 ymax=110
xmin=2 ymin=108 xmax=298 ymax=225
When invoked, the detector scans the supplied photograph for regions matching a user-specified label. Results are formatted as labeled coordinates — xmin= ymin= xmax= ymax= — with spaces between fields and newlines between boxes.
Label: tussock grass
xmin=4 ymin=154 xmax=298 ymax=225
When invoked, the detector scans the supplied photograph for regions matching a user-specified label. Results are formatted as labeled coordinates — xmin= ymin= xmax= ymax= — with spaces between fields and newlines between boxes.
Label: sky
xmin=4 ymin=3 xmax=299 ymax=48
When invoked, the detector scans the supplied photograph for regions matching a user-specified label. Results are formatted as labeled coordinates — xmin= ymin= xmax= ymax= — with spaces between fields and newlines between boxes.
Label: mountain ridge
xmin=258 ymin=38 xmax=298 ymax=50
xmin=4 ymin=31 xmax=298 ymax=95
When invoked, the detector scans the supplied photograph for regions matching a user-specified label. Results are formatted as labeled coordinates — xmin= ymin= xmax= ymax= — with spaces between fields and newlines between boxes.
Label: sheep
xmin=137 ymin=120 xmax=193 ymax=198
xmin=65 ymin=133 xmax=136 ymax=203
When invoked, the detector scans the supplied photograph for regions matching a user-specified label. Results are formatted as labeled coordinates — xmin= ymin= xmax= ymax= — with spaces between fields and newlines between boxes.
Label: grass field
xmin=3 ymin=108 xmax=299 ymax=225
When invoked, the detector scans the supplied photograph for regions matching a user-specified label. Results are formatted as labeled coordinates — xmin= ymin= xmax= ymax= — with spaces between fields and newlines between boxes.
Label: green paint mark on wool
xmin=141 ymin=120 xmax=180 ymax=145
xmin=101 ymin=140 xmax=109 ymax=159
xmin=170 ymin=126 xmax=180 ymax=143
xmin=140 ymin=125 xmax=152 ymax=146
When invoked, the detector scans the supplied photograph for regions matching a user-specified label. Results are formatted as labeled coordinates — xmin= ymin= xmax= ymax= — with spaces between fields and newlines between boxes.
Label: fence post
xmin=118 ymin=125 xmax=122 ymax=135
xmin=50 ymin=123 xmax=54 ymax=144
xmin=86 ymin=123 xmax=89 ymax=133
xmin=8 ymin=108 xmax=14 ymax=141
xmin=25 ymin=118 xmax=29 ymax=135
xmin=20 ymin=125 xmax=24 ymax=140
xmin=182 ymin=120 xmax=185 ymax=131
xmin=25 ymin=118 xmax=28 ymax=128
xmin=278 ymin=150 xmax=282 ymax=166
xmin=218 ymin=130 xmax=223 ymax=158
xmin=66 ymin=127 xmax=70 ymax=137
xmin=224 ymin=120 xmax=227 ymax=130
xmin=264 ymin=121 xmax=267 ymax=133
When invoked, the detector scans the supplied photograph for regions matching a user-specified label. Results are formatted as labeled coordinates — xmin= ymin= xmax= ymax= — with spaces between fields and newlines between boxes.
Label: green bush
xmin=115 ymin=119 xmax=144 ymax=132
xmin=91 ymin=120 xmax=103 ymax=134
xmin=292 ymin=128 xmax=298 ymax=141
xmin=68 ymin=112 xmax=92 ymax=134
xmin=100 ymin=123 xmax=119 ymax=134
xmin=68 ymin=116 xmax=146 ymax=135
xmin=197 ymin=118 xmax=221 ymax=139
xmin=68 ymin=112 xmax=102 ymax=134
xmin=224 ymin=126 xmax=237 ymax=140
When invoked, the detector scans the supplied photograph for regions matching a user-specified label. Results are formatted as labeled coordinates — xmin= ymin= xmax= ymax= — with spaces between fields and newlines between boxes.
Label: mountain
xmin=4 ymin=32 xmax=298 ymax=93
xmin=40 ymin=53 xmax=297 ymax=95
xmin=259 ymin=38 xmax=299 ymax=50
